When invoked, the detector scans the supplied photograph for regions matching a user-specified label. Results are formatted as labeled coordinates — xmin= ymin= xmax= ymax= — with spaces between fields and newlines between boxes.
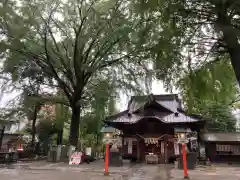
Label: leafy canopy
xmin=178 ymin=56 xmax=238 ymax=132
xmin=0 ymin=0 xmax=156 ymax=146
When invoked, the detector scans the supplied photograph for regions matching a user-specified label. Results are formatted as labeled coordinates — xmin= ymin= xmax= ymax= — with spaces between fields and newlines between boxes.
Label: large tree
xmin=132 ymin=0 xmax=240 ymax=88
xmin=0 ymin=0 xmax=149 ymax=147
xmin=129 ymin=1 xmax=240 ymax=131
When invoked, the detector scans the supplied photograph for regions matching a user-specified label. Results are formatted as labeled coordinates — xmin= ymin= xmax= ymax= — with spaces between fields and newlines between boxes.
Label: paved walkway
xmin=0 ymin=160 xmax=134 ymax=180
xmin=171 ymin=165 xmax=240 ymax=180
xmin=128 ymin=165 xmax=172 ymax=180
xmin=1 ymin=161 xmax=240 ymax=179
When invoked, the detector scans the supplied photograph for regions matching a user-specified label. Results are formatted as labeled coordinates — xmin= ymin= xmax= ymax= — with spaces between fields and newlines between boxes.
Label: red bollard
xmin=182 ymin=143 xmax=189 ymax=179
xmin=104 ymin=144 xmax=109 ymax=176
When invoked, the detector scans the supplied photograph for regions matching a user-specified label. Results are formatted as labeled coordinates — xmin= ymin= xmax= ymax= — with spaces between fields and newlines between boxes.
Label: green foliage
xmin=55 ymin=103 xmax=70 ymax=130
xmin=4 ymin=0 xmax=240 ymax=143
xmin=132 ymin=0 xmax=240 ymax=86
xmin=78 ymin=76 xmax=119 ymax=148
xmin=0 ymin=0 xmax=154 ymax=146
xmin=129 ymin=0 xmax=194 ymax=89
xmin=130 ymin=0 xmax=240 ymax=132
xmin=80 ymin=77 xmax=116 ymax=136
xmin=0 ymin=0 xmax=148 ymax=96
xmin=200 ymin=103 xmax=236 ymax=132
xmin=81 ymin=134 xmax=96 ymax=147
xmin=179 ymin=57 xmax=238 ymax=112
xmin=36 ymin=118 xmax=58 ymax=143
xmin=22 ymin=123 xmax=32 ymax=135
xmin=178 ymin=57 xmax=238 ymax=132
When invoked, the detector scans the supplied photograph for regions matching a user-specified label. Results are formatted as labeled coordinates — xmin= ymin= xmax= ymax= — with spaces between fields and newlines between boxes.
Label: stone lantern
xmin=101 ymin=126 xmax=123 ymax=167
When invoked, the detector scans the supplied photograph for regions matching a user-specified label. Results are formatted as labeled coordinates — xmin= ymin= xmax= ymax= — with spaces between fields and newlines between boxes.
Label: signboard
xmin=178 ymin=139 xmax=189 ymax=144
xmin=69 ymin=152 xmax=82 ymax=165
xmin=199 ymin=144 xmax=206 ymax=158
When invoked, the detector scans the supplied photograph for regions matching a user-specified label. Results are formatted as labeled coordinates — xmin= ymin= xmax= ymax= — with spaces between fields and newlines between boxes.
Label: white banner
xmin=161 ymin=141 xmax=164 ymax=154
xmin=124 ymin=138 xmax=137 ymax=145
xmin=128 ymin=139 xmax=132 ymax=154
xmin=174 ymin=142 xmax=179 ymax=155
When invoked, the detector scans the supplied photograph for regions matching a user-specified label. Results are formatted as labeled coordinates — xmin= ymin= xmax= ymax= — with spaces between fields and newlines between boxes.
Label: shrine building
xmin=104 ymin=94 xmax=205 ymax=164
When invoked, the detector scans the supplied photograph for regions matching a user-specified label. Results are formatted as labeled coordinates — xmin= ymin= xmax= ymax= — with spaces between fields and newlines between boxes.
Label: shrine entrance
xmin=136 ymin=134 xmax=178 ymax=164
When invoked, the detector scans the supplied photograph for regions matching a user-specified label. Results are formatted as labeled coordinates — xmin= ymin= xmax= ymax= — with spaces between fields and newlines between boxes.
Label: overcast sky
xmin=0 ymin=79 xmax=177 ymax=110
xmin=115 ymin=79 xmax=177 ymax=111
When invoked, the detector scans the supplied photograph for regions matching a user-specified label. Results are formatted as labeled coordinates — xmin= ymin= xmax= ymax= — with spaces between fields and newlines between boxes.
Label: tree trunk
xmin=68 ymin=104 xmax=81 ymax=161
xmin=31 ymin=105 xmax=38 ymax=156
xmin=57 ymin=129 xmax=63 ymax=145
xmin=0 ymin=126 xmax=5 ymax=150
xmin=222 ymin=32 xmax=240 ymax=85
xmin=226 ymin=48 xmax=240 ymax=85
xmin=56 ymin=129 xmax=63 ymax=162
xmin=31 ymin=106 xmax=38 ymax=147
xmin=216 ymin=13 xmax=240 ymax=86
xmin=69 ymin=104 xmax=81 ymax=147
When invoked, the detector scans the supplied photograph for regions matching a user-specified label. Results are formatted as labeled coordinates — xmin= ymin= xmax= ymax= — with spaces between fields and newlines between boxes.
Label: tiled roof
xmin=201 ymin=132 xmax=240 ymax=142
xmin=100 ymin=126 xmax=116 ymax=133
xmin=156 ymin=99 xmax=179 ymax=112
xmin=111 ymin=113 xmax=142 ymax=123
xmin=105 ymin=94 xmax=202 ymax=124
xmin=128 ymin=94 xmax=181 ymax=113
xmin=162 ymin=112 xmax=200 ymax=123
xmin=100 ymin=126 xmax=121 ymax=134
xmin=109 ymin=113 xmax=199 ymax=124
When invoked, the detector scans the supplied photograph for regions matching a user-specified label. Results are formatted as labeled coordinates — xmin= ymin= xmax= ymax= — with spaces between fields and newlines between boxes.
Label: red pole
xmin=104 ymin=143 xmax=109 ymax=176
xmin=182 ymin=143 xmax=189 ymax=179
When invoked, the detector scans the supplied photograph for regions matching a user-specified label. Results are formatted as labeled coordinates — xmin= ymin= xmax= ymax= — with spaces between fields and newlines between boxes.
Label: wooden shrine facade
xmin=104 ymin=94 xmax=205 ymax=164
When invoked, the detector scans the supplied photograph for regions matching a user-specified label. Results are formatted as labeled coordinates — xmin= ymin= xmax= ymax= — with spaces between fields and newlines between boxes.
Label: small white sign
xmin=85 ymin=147 xmax=91 ymax=156
xmin=69 ymin=152 xmax=82 ymax=165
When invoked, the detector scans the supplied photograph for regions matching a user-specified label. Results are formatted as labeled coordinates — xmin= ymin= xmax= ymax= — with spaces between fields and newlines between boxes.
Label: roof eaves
xmin=177 ymin=108 xmax=205 ymax=122
xmin=154 ymin=100 xmax=175 ymax=113
xmin=105 ymin=110 xmax=128 ymax=121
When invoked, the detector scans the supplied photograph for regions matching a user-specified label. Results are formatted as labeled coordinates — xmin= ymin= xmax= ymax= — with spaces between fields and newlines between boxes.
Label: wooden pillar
xmin=121 ymin=136 xmax=124 ymax=155
xmin=137 ymin=137 xmax=140 ymax=162
xmin=197 ymin=129 xmax=202 ymax=158
xmin=164 ymin=139 xmax=168 ymax=163
xmin=160 ymin=140 xmax=164 ymax=163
